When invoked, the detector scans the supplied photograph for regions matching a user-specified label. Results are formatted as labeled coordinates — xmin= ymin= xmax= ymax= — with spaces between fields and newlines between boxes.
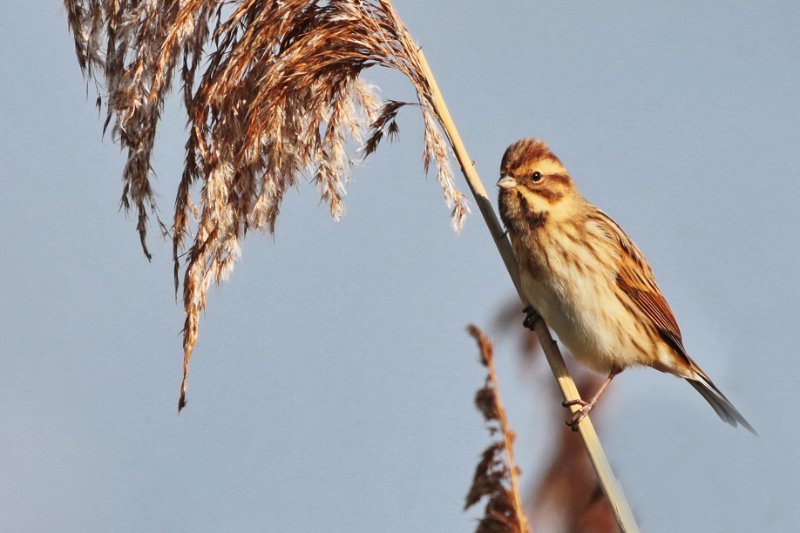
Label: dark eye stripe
xmin=547 ymin=173 xmax=571 ymax=186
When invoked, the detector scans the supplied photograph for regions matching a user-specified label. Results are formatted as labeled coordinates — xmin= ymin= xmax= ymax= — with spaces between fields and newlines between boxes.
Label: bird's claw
xmin=562 ymin=398 xmax=590 ymax=408
xmin=522 ymin=305 xmax=541 ymax=330
xmin=563 ymin=399 xmax=595 ymax=431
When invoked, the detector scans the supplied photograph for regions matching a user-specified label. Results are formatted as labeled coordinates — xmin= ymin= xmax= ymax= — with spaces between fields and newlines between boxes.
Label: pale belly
xmin=519 ymin=265 xmax=658 ymax=373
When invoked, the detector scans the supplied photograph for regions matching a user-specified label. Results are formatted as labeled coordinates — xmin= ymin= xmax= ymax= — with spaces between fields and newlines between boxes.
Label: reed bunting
xmin=497 ymin=138 xmax=754 ymax=433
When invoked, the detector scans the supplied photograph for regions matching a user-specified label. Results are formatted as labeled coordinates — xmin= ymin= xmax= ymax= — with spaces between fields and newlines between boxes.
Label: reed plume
xmin=65 ymin=0 xmax=468 ymax=410
xmin=466 ymin=325 xmax=531 ymax=533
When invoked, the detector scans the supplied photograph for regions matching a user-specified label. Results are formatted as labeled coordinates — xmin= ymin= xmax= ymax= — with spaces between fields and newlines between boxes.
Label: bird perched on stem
xmin=497 ymin=138 xmax=754 ymax=433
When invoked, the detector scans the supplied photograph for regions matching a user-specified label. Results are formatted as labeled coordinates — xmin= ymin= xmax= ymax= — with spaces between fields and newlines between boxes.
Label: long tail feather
xmin=686 ymin=377 xmax=756 ymax=434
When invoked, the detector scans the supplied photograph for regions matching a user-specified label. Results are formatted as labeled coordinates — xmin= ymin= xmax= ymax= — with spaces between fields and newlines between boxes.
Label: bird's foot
xmin=522 ymin=305 xmax=541 ymax=330
xmin=562 ymin=398 xmax=590 ymax=408
xmin=563 ymin=399 xmax=596 ymax=431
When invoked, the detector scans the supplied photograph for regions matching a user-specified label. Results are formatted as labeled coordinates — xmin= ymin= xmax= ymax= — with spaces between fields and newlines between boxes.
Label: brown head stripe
xmin=500 ymin=138 xmax=561 ymax=176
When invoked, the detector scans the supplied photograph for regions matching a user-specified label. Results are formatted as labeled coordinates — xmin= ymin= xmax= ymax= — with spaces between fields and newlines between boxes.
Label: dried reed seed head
xmin=66 ymin=0 xmax=469 ymax=410
xmin=466 ymin=326 xmax=530 ymax=533
xmin=475 ymin=386 xmax=500 ymax=421
xmin=466 ymin=443 xmax=506 ymax=509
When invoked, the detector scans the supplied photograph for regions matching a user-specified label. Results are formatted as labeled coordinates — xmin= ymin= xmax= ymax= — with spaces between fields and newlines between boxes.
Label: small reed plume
xmin=466 ymin=325 xmax=531 ymax=533
xmin=64 ymin=0 xmax=469 ymax=410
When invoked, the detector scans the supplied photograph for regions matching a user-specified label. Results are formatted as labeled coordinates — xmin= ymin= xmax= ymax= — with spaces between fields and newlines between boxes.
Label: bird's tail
xmin=686 ymin=375 xmax=756 ymax=434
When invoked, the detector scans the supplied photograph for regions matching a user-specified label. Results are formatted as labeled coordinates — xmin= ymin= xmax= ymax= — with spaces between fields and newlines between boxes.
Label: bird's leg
xmin=522 ymin=305 xmax=541 ymax=330
xmin=563 ymin=369 xmax=620 ymax=431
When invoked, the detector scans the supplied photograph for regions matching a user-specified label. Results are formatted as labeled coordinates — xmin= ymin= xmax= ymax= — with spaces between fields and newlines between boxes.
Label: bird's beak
xmin=497 ymin=176 xmax=518 ymax=190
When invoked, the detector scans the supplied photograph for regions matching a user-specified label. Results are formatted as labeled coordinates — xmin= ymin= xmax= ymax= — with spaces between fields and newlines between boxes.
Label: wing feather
xmin=592 ymin=210 xmax=685 ymax=350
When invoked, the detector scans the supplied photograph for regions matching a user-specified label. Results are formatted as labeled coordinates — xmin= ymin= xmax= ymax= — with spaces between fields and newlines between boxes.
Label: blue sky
xmin=1 ymin=2 xmax=798 ymax=531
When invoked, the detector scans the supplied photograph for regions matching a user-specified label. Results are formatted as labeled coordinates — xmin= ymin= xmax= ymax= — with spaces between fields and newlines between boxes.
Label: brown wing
xmin=593 ymin=210 xmax=687 ymax=354
xmin=593 ymin=211 xmax=756 ymax=432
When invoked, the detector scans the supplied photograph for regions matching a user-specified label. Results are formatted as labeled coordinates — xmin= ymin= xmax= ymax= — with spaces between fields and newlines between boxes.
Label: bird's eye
xmin=531 ymin=171 xmax=543 ymax=182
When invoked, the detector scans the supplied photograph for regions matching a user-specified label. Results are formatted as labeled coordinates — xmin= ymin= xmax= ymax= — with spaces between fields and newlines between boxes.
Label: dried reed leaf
xmin=65 ymin=0 xmax=469 ymax=410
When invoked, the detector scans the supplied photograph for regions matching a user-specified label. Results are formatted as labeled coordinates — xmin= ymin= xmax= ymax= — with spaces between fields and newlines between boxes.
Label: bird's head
xmin=497 ymin=138 xmax=579 ymax=230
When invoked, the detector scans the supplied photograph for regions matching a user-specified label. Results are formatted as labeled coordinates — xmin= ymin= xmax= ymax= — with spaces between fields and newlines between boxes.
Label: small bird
xmin=497 ymin=138 xmax=754 ymax=433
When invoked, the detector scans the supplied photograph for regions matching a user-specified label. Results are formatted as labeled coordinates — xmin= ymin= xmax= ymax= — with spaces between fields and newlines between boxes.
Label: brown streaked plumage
xmin=498 ymin=138 xmax=754 ymax=432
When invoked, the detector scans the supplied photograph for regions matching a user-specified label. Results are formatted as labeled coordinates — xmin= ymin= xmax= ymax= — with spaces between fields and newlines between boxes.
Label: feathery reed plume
xmin=466 ymin=325 xmax=531 ymax=533
xmin=64 ymin=0 xmax=469 ymax=410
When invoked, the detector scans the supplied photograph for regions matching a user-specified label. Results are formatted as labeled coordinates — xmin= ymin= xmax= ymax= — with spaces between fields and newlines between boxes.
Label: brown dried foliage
xmin=466 ymin=325 xmax=531 ymax=533
xmin=65 ymin=0 xmax=470 ymax=410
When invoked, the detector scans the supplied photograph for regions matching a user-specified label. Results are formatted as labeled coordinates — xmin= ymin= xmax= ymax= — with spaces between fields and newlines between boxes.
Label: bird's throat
xmin=514 ymin=190 xmax=548 ymax=232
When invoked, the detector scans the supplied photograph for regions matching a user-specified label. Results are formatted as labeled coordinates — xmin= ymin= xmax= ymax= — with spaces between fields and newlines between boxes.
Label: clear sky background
xmin=2 ymin=2 xmax=798 ymax=532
